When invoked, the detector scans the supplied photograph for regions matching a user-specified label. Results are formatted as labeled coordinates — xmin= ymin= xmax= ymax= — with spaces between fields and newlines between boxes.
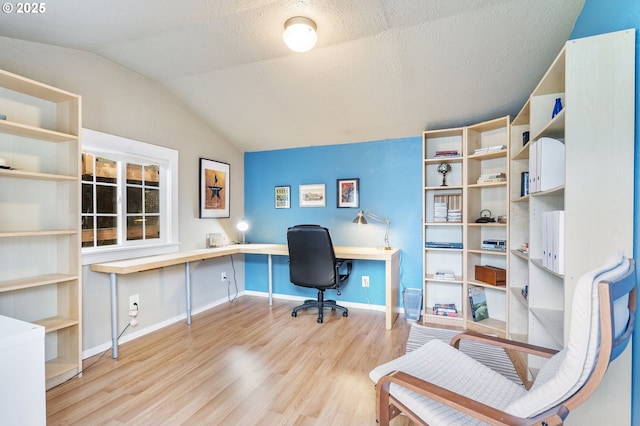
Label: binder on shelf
xmin=528 ymin=137 xmax=565 ymax=193
xmin=541 ymin=210 xmax=565 ymax=274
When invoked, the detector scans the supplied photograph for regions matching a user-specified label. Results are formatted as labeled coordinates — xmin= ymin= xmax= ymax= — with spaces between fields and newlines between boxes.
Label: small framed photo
xmin=337 ymin=178 xmax=359 ymax=208
xmin=299 ymin=184 xmax=326 ymax=208
xmin=275 ymin=185 xmax=291 ymax=209
xmin=199 ymin=158 xmax=230 ymax=218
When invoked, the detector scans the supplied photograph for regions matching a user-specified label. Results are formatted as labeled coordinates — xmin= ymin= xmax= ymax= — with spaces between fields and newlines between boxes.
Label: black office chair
xmin=287 ymin=225 xmax=352 ymax=323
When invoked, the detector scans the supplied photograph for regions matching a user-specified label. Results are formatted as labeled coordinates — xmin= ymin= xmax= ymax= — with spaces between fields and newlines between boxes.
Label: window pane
xmin=146 ymin=216 xmax=160 ymax=239
xmin=127 ymin=187 xmax=143 ymax=214
xmin=81 ymin=153 xmax=94 ymax=181
xmin=146 ymin=164 xmax=160 ymax=187
xmin=145 ymin=188 xmax=159 ymax=213
xmin=96 ymin=157 xmax=117 ymax=184
xmin=81 ymin=216 xmax=94 ymax=248
xmin=82 ymin=183 xmax=94 ymax=213
xmin=127 ymin=163 xmax=143 ymax=185
xmin=127 ymin=216 xmax=144 ymax=241
xmin=97 ymin=216 xmax=117 ymax=246
xmin=96 ymin=185 xmax=117 ymax=214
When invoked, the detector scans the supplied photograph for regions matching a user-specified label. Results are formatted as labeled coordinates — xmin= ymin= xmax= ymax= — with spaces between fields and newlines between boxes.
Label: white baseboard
xmin=83 ymin=291 xmax=393 ymax=359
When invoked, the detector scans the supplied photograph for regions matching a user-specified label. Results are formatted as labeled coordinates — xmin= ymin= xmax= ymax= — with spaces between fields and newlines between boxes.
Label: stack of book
xmin=433 ymin=194 xmax=448 ymax=222
xmin=434 ymin=271 xmax=455 ymax=280
xmin=425 ymin=241 xmax=463 ymax=249
xmin=446 ymin=194 xmax=462 ymax=222
xmin=434 ymin=150 xmax=460 ymax=158
xmin=473 ymin=145 xmax=507 ymax=155
xmin=433 ymin=303 xmax=458 ymax=317
xmin=477 ymin=172 xmax=506 ymax=184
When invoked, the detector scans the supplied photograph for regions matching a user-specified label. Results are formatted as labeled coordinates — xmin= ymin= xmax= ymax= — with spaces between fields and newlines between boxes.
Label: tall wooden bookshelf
xmin=0 ymin=69 xmax=82 ymax=389
xmin=507 ymin=29 xmax=635 ymax=424
xmin=422 ymin=116 xmax=510 ymax=336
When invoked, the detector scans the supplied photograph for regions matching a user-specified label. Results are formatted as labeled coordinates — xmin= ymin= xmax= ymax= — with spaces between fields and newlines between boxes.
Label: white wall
xmin=0 ymin=36 xmax=247 ymax=356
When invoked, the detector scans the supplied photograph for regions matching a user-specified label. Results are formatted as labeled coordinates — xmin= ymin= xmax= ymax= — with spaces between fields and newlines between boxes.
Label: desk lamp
xmin=237 ymin=219 xmax=249 ymax=244
xmin=353 ymin=210 xmax=391 ymax=250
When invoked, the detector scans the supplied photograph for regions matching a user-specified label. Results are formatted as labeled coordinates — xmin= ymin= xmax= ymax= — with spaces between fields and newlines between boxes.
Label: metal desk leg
xmin=109 ymin=273 xmax=119 ymax=359
xmin=268 ymin=254 xmax=273 ymax=306
xmin=186 ymin=262 xmax=192 ymax=325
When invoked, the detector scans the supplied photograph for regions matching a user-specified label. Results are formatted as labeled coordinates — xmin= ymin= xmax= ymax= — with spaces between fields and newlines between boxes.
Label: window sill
xmin=82 ymin=242 xmax=181 ymax=266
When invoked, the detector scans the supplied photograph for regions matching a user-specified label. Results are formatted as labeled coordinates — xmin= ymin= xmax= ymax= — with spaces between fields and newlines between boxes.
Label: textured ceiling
xmin=0 ymin=0 xmax=584 ymax=152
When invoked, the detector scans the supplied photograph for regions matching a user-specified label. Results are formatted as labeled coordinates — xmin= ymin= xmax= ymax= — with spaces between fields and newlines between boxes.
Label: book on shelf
xmin=432 ymin=194 xmax=462 ymax=222
xmin=425 ymin=241 xmax=463 ymax=249
xmin=434 ymin=150 xmax=461 ymax=158
xmin=468 ymin=286 xmax=489 ymax=322
xmin=434 ymin=271 xmax=455 ymax=280
xmin=473 ymin=145 xmax=506 ymax=155
xmin=433 ymin=303 xmax=458 ymax=317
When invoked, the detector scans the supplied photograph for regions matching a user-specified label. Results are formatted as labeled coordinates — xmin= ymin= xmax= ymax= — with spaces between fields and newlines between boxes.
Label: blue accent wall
xmin=244 ymin=137 xmax=422 ymax=305
xmin=570 ymin=0 xmax=640 ymax=422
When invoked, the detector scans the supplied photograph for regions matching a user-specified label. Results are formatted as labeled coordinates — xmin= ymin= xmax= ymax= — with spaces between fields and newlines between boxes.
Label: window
xmin=81 ymin=129 xmax=179 ymax=264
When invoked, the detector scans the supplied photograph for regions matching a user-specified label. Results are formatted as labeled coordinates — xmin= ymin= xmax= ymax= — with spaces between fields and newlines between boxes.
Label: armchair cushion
xmin=370 ymin=338 xmax=527 ymax=425
xmin=504 ymin=253 xmax=630 ymax=418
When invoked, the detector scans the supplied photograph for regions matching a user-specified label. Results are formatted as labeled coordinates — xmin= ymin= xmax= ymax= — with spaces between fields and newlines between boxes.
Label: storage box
xmin=475 ymin=265 xmax=506 ymax=286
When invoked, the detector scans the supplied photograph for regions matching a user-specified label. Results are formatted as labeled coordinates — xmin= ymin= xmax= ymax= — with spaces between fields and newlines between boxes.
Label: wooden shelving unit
xmin=0 ymin=69 xmax=82 ymax=389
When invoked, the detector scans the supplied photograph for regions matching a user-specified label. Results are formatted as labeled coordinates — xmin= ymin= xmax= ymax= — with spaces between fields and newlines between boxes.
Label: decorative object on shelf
xmin=0 ymin=157 xmax=8 ymax=169
xmin=497 ymin=215 xmax=507 ymax=224
xmin=437 ymin=163 xmax=451 ymax=186
xmin=283 ymin=16 xmax=317 ymax=52
xmin=552 ymin=97 xmax=563 ymax=118
xmin=274 ymin=185 xmax=290 ymax=209
xmin=337 ymin=178 xmax=359 ymax=208
xmin=236 ymin=218 xmax=249 ymax=244
xmin=353 ymin=209 xmax=391 ymax=250
xmin=475 ymin=209 xmax=495 ymax=223
xmin=206 ymin=232 xmax=224 ymax=248
xmin=199 ymin=158 xmax=230 ymax=218
xmin=522 ymin=131 xmax=530 ymax=146
xmin=468 ymin=286 xmax=489 ymax=321
xmin=299 ymin=183 xmax=326 ymax=207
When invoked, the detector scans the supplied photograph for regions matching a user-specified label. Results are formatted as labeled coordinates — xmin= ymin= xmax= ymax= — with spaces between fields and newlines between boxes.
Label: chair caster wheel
xmin=292 ymin=312 xmax=297 ymax=317
xmin=343 ymin=312 xmax=348 ymax=317
xmin=317 ymin=317 xmax=323 ymax=324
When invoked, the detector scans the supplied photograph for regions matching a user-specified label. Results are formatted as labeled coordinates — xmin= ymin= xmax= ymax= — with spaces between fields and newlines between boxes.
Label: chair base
xmin=291 ymin=290 xmax=348 ymax=323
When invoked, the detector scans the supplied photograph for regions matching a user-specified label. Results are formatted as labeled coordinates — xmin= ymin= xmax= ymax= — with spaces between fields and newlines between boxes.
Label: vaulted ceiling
xmin=0 ymin=0 xmax=584 ymax=152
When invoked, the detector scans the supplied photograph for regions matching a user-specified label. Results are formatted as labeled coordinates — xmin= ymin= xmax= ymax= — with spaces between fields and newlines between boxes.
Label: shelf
xmin=424 ymin=222 xmax=463 ymax=226
xmin=467 ymin=280 xmax=507 ymax=291
xmin=33 ymin=316 xmax=79 ymax=333
xmin=467 ymin=181 xmax=507 ymax=189
xmin=425 ymin=274 xmax=463 ymax=284
xmin=529 ymin=185 xmax=564 ymax=198
xmin=0 ymin=119 xmax=78 ymax=142
xmin=510 ymin=249 xmax=529 ymax=260
xmin=530 ymin=307 xmax=564 ymax=346
xmin=467 ymin=317 xmax=506 ymax=335
xmin=512 ymin=143 xmax=530 ymax=160
xmin=424 ymin=247 xmax=463 ymax=253
xmin=533 ymin=108 xmax=565 ymax=141
xmin=467 ymin=149 xmax=507 ymax=160
xmin=0 ymin=229 xmax=78 ymax=238
xmin=0 ymin=274 xmax=78 ymax=293
xmin=45 ymin=358 xmax=79 ymax=383
xmin=0 ymin=168 xmax=77 ymax=181
xmin=425 ymin=185 xmax=463 ymax=191
xmin=0 ymin=69 xmax=79 ymax=103
xmin=425 ymin=157 xmax=463 ymax=164
xmin=509 ymin=332 xmax=528 ymax=343
xmin=467 ymin=222 xmax=507 ymax=228
xmin=512 ymin=100 xmax=530 ymax=126
xmin=510 ymin=287 xmax=529 ymax=307
xmin=530 ymin=258 xmax=564 ymax=278
xmin=467 ymin=249 xmax=507 ymax=256
xmin=512 ymin=194 xmax=530 ymax=203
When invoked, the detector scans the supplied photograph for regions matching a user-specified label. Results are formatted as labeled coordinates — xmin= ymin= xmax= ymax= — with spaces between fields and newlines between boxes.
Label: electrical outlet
xmin=362 ymin=276 xmax=370 ymax=288
xmin=129 ymin=294 xmax=139 ymax=312
xmin=221 ymin=271 xmax=227 ymax=282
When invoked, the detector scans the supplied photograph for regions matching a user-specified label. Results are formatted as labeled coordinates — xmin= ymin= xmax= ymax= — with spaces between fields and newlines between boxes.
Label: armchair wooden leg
xmin=376 ymin=382 xmax=391 ymax=425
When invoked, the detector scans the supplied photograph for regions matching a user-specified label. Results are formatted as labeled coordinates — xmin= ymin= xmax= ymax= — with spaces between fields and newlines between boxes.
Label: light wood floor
xmin=46 ymin=296 xmax=414 ymax=425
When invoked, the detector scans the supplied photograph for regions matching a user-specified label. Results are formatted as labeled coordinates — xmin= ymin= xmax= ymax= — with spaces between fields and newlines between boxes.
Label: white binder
xmin=535 ymin=137 xmax=565 ymax=192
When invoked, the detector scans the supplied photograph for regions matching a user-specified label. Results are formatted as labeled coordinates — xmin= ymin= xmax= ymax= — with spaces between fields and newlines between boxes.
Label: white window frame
xmin=81 ymin=128 xmax=179 ymax=265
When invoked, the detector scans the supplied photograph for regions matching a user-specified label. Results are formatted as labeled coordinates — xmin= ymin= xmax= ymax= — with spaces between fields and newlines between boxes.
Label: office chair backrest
xmin=287 ymin=225 xmax=338 ymax=289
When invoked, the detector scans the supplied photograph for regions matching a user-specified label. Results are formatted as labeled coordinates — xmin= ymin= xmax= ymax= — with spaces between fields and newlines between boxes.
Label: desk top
xmin=90 ymin=244 xmax=399 ymax=275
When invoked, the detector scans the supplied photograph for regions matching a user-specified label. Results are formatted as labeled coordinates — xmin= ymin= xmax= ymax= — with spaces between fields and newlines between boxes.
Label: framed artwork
xmin=299 ymin=184 xmax=326 ymax=207
xmin=337 ymin=178 xmax=359 ymax=208
xmin=199 ymin=158 xmax=230 ymax=218
xmin=275 ymin=185 xmax=291 ymax=209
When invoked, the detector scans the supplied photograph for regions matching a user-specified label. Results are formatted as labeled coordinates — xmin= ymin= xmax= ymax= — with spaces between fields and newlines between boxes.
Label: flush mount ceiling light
xmin=283 ymin=16 xmax=317 ymax=52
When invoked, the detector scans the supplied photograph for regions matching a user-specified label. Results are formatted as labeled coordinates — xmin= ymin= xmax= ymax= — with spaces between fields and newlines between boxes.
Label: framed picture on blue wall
xmin=337 ymin=178 xmax=359 ymax=208
xmin=299 ymin=184 xmax=326 ymax=207
xmin=275 ymin=185 xmax=290 ymax=209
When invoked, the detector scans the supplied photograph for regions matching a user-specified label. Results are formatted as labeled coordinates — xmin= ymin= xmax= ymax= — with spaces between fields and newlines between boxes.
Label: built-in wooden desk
xmin=91 ymin=244 xmax=400 ymax=358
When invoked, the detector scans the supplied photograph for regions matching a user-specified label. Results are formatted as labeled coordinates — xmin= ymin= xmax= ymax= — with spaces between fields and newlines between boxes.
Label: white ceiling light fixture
xmin=283 ymin=16 xmax=317 ymax=53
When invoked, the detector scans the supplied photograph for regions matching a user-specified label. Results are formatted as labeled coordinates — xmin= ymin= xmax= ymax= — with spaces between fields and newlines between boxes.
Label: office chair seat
xmin=287 ymin=225 xmax=352 ymax=323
